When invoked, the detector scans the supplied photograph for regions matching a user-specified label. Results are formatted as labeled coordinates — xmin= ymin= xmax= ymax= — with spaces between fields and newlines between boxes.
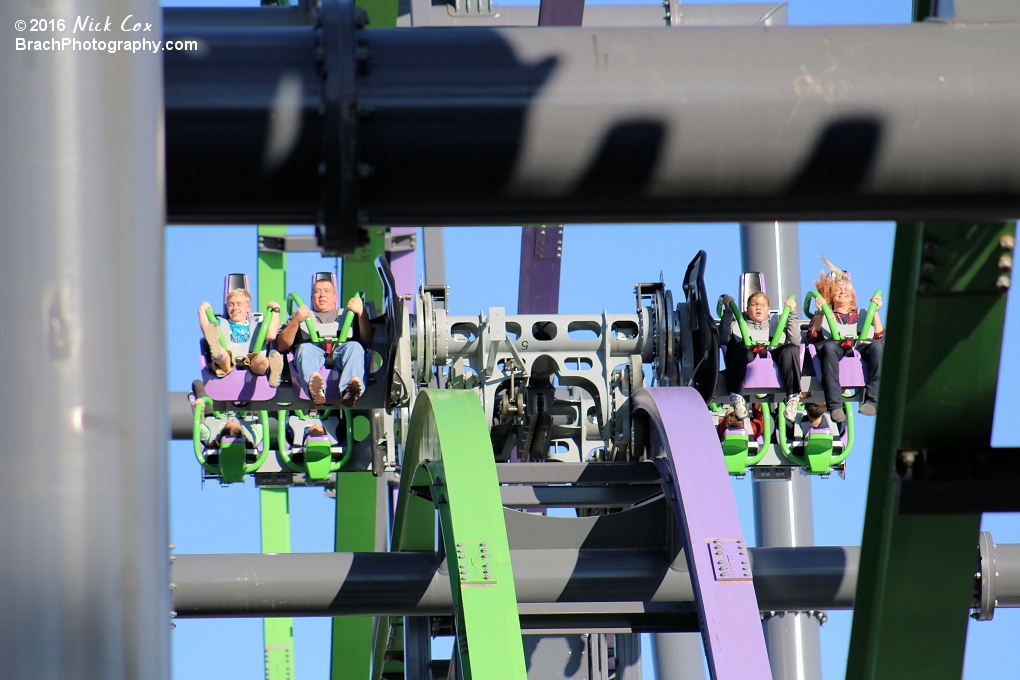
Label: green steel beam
xmin=846 ymin=222 xmax=1015 ymax=680
xmin=329 ymin=472 xmax=387 ymax=680
xmin=374 ymin=390 xmax=527 ymax=680
xmin=341 ymin=226 xmax=386 ymax=311
xmin=258 ymin=225 xmax=296 ymax=680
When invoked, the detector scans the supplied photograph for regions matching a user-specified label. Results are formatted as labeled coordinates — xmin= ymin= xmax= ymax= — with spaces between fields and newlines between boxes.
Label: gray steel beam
xmin=165 ymin=11 xmax=1020 ymax=241
xmin=1 ymin=1 xmax=169 ymax=678
xmin=423 ymin=227 xmax=447 ymax=286
xmin=397 ymin=2 xmax=788 ymax=28
xmin=742 ymin=222 xmax=822 ymax=680
xmin=499 ymin=485 xmax=660 ymax=508
xmin=168 ymin=542 xmax=1020 ymax=619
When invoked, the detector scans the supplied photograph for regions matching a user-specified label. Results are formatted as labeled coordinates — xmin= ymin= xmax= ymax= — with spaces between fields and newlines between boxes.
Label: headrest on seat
xmin=312 ymin=272 xmax=340 ymax=310
xmin=738 ymin=272 xmax=767 ymax=312
xmin=223 ymin=273 xmax=251 ymax=317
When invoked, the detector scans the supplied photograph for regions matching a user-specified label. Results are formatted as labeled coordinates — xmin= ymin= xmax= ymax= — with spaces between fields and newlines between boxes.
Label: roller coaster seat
xmin=196 ymin=412 xmax=266 ymax=483
xmin=786 ymin=411 xmax=846 ymax=474
xmin=287 ymin=258 xmax=403 ymax=410
xmin=803 ymin=343 xmax=867 ymax=391
xmin=720 ymin=272 xmax=786 ymax=393
xmin=199 ymin=273 xmax=277 ymax=402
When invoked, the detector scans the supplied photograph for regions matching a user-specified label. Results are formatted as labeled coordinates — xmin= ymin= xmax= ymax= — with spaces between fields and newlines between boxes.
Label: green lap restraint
xmin=204 ymin=305 xmax=274 ymax=355
xmin=286 ymin=291 xmax=361 ymax=347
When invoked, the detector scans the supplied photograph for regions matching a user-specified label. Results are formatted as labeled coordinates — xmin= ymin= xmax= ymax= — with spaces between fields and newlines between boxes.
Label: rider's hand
xmin=870 ymin=294 xmax=883 ymax=309
xmin=294 ymin=305 xmax=312 ymax=322
xmin=722 ymin=295 xmax=735 ymax=307
xmin=347 ymin=296 xmax=365 ymax=316
xmin=266 ymin=300 xmax=280 ymax=313
xmin=784 ymin=298 xmax=796 ymax=310
xmin=199 ymin=301 xmax=212 ymax=313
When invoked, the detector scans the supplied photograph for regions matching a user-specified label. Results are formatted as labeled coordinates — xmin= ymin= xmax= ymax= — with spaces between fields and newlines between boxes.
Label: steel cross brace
xmin=375 ymin=390 xmax=527 ymax=680
xmin=631 ymin=388 xmax=772 ymax=680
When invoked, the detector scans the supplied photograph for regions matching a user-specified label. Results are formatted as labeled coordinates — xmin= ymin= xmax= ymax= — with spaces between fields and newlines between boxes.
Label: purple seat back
xmin=805 ymin=344 xmax=867 ymax=388
xmin=200 ymin=273 xmax=275 ymax=401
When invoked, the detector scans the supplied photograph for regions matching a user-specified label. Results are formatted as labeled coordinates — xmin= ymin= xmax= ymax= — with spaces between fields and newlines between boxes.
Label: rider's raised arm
xmin=264 ymin=301 xmax=282 ymax=341
xmin=276 ymin=306 xmax=308 ymax=353
xmin=347 ymin=296 xmax=375 ymax=348
xmin=198 ymin=301 xmax=213 ymax=333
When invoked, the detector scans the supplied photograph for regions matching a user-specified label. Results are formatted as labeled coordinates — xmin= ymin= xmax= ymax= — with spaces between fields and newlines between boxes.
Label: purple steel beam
xmin=538 ymin=0 xmax=586 ymax=26
xmin=517 ymin=225 xmax=563 ymax=314
xmin=632 ymin=387 xmax=772 ymax=680
xmin=387 ymin=226 xmax=417 ymax=305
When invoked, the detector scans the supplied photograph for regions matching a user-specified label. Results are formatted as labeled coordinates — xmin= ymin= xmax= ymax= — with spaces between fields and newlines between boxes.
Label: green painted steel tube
xmin=276 ymin=410 xmax=304 ymax=473
xmin=253 ymin=304 xmax=273 ymax=353
xmin=776 ymin=414 xmax=808 ymax=467
xmin=382 ymin=390 xmax=526 ymax=680
xmin=204 ymin=306 xmax=229 ymax=349
xmin=804 ymin=291 xmax=842 ymax=341
xmin=336 ymin=291 xmax=362 ymax=343
xmin=329 ymin=409 xmax=354 ymax=472
xmin=287 ymin=293 xmax=321 ymax=343
xmin=858 ymin=290 xmax=882 ymax=341
xmin=244 ymin=411 xmax=273 ymax=474
xmin=769 ymin=296 xmax=796 ymax=347
xmin=192 ymin=397 xmax=220 ymax=475
xmin=746 ymin=404 xmax=771 ymax=467
xmin=830 ymin=402 xmax=855 ymax=467
xmin=716 ymin=296 xmax=753 ymax=346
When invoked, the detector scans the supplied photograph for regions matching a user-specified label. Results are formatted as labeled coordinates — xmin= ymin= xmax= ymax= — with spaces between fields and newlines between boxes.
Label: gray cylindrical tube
xmin=743 ymin=221 xmax=822 ymax=680
xmin=0 ymin=1 xmax=169 ymax=678
xmin=170 ymin=546 xmax=865 ymax=618
xmin=164 ymin=13 xmax=1020 ymax=228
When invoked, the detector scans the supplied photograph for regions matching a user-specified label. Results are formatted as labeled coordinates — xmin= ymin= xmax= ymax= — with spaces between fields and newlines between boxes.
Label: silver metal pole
xmin=741 ymin=222 xmax=822 ymax=680
xmin=0 ymin=1 xmax=168 ymax=679
xmin=423 ymin=227 xmax=447 ymax=286
xmin=652 ymin=633 xmax=706 ymax=680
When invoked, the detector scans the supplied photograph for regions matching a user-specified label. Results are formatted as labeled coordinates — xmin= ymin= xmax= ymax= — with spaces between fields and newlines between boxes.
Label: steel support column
xmin=0 ymin=0 xmax=168 ymax=678
xmin=846 ymin=223 xmax=1015 ymax=680
xmin=741 ymin=222 xmax=822 ymax=680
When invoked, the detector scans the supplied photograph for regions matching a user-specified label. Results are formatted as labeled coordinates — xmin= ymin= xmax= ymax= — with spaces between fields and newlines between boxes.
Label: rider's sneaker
xmin=203 ymin=323 xmax=225 ymax=362
xmin=341 ymin=376 xmax=363 ymax=408
xmin=309 ymin=372 xmax=327 ymax=405
xmin=830 ymin=407 xmax=846 ymax=423
xmin=266 ymin=350 xmax=284 ymax=388
xmin=730 ymin=393 xmax=748 ymax=420
xmin=859 ymin=402 xmax=877 ymax=416
xmin=784 ymin=394 xmax=800 ymax=422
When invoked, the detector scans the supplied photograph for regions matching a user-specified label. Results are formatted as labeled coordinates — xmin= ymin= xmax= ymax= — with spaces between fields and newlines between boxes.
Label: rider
xmin=806 ymin=255 xmax=884 ymax=422
xmin=276 ymin=277 xmax=374 ymax=407
xmin=719 ymin=291 xmax=802 ymax=422
xmin=198 ymin=288 xmax=283 ymax=386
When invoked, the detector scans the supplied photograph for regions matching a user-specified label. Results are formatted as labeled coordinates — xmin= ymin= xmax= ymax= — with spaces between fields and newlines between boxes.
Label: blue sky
xmin=164 ymin=1 xmax=1019 ymax=678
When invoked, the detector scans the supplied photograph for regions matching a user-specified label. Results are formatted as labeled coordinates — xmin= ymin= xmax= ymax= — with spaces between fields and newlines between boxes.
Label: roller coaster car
xmin=715 ymin=405 xmax=772 ymax=475
xmin=277 ymin=412 xmax=350 ymax=482
xmin=198 ymin=273 xmax=277 ymax=402
xmin=285 ymin=257 xmax=403 ymax=411
xmin=191 ymin=403 xmax=271 ymax=484
xmin=777 ymin=404 xmax=850 ymax=475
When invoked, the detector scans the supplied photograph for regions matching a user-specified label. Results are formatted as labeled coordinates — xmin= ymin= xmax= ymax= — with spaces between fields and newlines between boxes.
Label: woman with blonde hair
xmin=806 ymin=255 xmax=884 ymax=423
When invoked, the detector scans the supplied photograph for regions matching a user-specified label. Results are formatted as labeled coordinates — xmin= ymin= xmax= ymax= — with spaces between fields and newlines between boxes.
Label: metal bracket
xmin=447 ymin=0 xmax=495 ymax=17
xmin=708 ymin=539 xmax=753 ymax=582
xmin=258 ymin=234 xmax=320 ymax=253
xmin=455 ymin=541 xmax=496 ymax=585
xmin=974 ymin=531 xmax=997 ymax=621
xmin=385 ymin=231 xmax=417 ymax=253
xmin=895 ymin=447 xmax=1020 ymax=513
